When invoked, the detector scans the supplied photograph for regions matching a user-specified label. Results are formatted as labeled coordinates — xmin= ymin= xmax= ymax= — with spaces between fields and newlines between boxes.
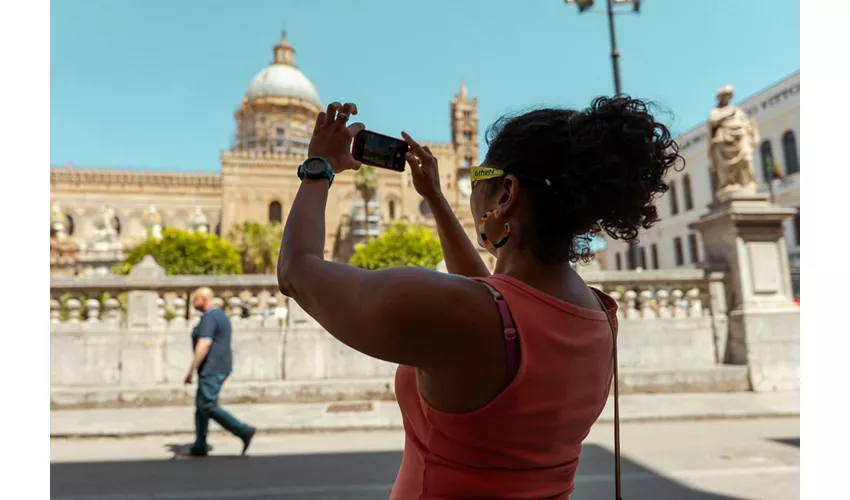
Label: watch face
xmin=304 ymin=158 xmax=327 ymax=175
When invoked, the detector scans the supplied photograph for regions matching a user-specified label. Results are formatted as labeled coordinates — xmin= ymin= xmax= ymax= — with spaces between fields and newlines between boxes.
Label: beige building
xmin=50 ymin=32 xmax=486 ymax=273
xmin=604 ymin=72 xmax=801 ymax=279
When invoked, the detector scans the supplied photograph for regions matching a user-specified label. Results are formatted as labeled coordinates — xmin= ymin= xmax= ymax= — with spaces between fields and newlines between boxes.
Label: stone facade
xmin=49 ymin=31 xmax=487 ymax=271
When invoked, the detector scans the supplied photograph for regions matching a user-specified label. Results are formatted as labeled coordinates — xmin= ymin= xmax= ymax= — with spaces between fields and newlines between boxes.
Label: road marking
xmin=52 ymin=465 xmax=799 ymax=499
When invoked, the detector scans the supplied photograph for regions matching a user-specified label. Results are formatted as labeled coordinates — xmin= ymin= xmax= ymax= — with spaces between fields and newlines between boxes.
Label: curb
xmin=50 ymin=409 xmax=800 ymax=439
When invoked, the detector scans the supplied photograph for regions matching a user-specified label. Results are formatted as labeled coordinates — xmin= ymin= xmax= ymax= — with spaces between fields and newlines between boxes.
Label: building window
xmin=113 ymin=216 xmax=121 ymax=235
xmin=674 ymin=237 xmax=684 ymax=266
xmin=388 ymin=200 xmax=396 ymax=220
xmin=66 ymin=214 xmax=75 ymax=236
xmin=760 ymin=140 xmax=776 ymax=182
xmin=683 ymin=174 xmax=694 ymax=211
xmin=463 ymin=110 xmax=471 ymax=118
xmin=615 ymin=252 xmax=622 ymax=270
xmin=463 ymin=157 xmax=473 ymax=169
xmin=276 ymin=127 xmax=285 ymax=148
xmin=268 ymin=201 xmax=282 ymax=223
xmin=463 ymin=132 xmax=472 ymax=143
xmin=688 ymin=233 xmax=700 ymax=263
xmin=782 ymin=130 xmax=799 ymax=175
xmin=650 ymin=244 xmax=659 ymax=269
xmin=669 ymin=180 xmax=679 ymax=215
xmin=793 ymin=207 xmax=800 ymax=246
xmin=708 ymin=168 xmax=718 ymax=201
xmin=639 ymin=247 xmax=647 ymax=270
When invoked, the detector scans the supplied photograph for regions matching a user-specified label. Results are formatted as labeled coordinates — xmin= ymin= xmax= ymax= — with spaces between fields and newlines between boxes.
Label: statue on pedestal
xmin=143 ymin=205 xmax=163 ymax=239
xmin=708 ymin=85 xmax=760 ymax=197
xmin=51 ymin=204 xmax=69 ymax=238
xmin=91 ymin=205 xmax=121 ymax=249
xmin=188 ymin=207 xmax=210 ymax=233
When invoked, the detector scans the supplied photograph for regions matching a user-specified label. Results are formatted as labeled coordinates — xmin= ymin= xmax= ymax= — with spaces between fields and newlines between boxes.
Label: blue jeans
xmin=192 ymin=373 xmax=251 ymax=451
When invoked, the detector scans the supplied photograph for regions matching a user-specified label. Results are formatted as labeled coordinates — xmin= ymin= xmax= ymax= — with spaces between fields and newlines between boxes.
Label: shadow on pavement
xmin=51 ymin=444 xmax=744 ymax=500
xmin=770 ymin=437 xmax=800 ymax=448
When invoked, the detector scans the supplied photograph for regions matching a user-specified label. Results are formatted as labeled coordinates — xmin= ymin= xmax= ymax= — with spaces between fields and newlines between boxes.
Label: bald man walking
xmin=185 ymin=287 xmax=256 ymax=457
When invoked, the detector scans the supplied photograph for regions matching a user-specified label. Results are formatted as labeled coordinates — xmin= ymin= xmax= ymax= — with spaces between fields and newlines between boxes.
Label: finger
xmin=346 ymin=122 xmax=366 ymax=139
xmin=405 ymin=152 xmax=423 ymax=175
xmin=341 ymin=102 xmax=357 ymax=116
xmin=422 ymin=145 xmax=434 ymax=157
xmin=326 ymin=101 xmax=341 ymax=121
xmin=314 ymin=111 xmax=327 ymax=131
xmin=351 ymin=159 xmax=362 ymax=171
xmin=401 ymin=131 xmax=428 ymax=159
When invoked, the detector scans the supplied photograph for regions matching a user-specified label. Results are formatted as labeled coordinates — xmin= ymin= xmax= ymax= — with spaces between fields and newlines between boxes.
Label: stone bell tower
xmin=451 ymin=81 xmax=479 ymax=206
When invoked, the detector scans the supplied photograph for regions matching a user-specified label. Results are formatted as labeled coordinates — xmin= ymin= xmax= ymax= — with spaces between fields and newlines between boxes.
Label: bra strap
xmin=480 ymin=282 xmax=519 ymax=382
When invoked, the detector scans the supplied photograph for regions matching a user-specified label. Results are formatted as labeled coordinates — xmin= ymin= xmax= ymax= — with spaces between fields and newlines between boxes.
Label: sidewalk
xmin=50 ymin=391 xmax=799 ymax=438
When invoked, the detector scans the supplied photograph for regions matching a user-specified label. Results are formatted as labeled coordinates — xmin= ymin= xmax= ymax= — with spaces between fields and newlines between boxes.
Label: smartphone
xmin=352 ymin=130 xmax=409 ymax=172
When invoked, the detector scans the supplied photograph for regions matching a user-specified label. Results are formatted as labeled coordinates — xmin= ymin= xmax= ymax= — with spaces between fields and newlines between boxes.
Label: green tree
xmin=226 ymin=221 xmax=283 ymax=274
xmin=115 ymin=227 xmax=242 ymax=275
xmin=349 ymin=221 xmax=443 ymax=271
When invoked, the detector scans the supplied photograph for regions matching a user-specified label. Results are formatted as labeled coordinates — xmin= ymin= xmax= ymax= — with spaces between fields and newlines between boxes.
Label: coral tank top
xmin=390 ymin=274 xmax=618 ymax=499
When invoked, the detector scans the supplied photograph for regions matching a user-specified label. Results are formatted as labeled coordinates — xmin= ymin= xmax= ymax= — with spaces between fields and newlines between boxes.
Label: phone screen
xmin=353 ymin=130 xmax=408 ymax=171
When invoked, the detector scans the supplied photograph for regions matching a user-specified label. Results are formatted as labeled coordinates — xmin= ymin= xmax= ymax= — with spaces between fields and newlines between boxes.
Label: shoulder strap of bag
xmin=592 ymin=289 xmax=623 ymax=500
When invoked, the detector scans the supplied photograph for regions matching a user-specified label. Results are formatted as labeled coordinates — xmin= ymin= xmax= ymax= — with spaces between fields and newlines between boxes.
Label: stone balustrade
xmin=52 ymin=259 xmax=777 ymax=408
xmin=50 ymin=271 xmax=287 ymax=328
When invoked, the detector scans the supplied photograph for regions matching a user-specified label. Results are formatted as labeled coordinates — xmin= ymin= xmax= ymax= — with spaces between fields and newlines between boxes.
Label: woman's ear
xmin=497 ymin=175 xmax=522 ymax=217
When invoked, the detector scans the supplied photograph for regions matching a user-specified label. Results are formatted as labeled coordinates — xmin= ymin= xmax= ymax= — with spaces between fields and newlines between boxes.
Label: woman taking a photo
xmin=278 ymin=96 xmax=680 ymax=499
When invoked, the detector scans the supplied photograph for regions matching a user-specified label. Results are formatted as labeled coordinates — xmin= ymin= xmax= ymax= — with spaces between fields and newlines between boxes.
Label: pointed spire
xmin=459 ymin=79 xmax=468 ymax=99
xmin=272 ymin=30 xmax=296 ymax=66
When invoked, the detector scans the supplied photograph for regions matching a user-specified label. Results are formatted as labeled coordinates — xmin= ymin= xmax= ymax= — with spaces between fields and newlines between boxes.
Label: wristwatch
xmin=297 ymin=157 xmax=335 ymax=187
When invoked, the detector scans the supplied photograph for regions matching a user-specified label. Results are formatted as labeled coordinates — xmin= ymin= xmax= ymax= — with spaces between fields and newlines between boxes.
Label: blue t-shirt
xmin=191 ymin=307 xmax=233 ymax=376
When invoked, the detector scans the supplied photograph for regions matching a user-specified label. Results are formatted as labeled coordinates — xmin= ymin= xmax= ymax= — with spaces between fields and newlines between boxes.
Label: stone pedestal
xmin=690 ymin=192 xmax=799 ymax=392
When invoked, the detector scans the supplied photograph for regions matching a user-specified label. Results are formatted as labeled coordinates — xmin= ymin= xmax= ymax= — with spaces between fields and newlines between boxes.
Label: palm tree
xmin=226 ymin=221 xmax=283 ymax=274
xmin=354 ymin=165 xmax=379 ymax=243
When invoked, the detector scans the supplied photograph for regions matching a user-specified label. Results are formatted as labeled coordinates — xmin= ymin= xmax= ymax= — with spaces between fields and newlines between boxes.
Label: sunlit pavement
xmin=51 ymin=418 xmax=799 ymax=500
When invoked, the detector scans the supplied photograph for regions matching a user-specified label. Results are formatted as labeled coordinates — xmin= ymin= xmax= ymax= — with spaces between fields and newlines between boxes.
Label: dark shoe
xmin=188 ymin=446 xmax=209 ymax=457
xmin=241 ymin=427 xmax=256 ymax=456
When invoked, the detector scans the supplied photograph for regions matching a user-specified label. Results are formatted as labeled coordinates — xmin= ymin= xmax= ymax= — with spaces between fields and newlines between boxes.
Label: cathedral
xmin=50 ymin=32 xmax=486 ymax=274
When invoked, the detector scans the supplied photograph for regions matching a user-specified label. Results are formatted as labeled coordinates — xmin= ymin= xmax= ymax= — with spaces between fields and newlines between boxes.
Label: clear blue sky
xmin=50 ymin=0 xmax=800 ymax=172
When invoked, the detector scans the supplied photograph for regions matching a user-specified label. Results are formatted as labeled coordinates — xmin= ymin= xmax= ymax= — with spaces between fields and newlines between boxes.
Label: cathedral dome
xmin=244 ymin=31 xmax=320 ymax=105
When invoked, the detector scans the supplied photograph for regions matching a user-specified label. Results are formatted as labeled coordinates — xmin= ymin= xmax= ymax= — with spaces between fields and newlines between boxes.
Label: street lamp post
xmin=564 ymin=0 xmax=641 ymax=271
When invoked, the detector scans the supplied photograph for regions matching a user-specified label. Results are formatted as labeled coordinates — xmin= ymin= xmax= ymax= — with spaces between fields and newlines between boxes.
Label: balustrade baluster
xmin=66 ymin=298 xmax=82 ymax=323
xmin=50 ymin=297 xmax=61 ymax=324
xmin=639 ymin=290 xmax=656 ymax=319
xmin=104 ymin=298 xmax=121 ymax=324
xmin=171 ymin=297 xmax=188 ymax=329
xmin=656 ymin=289 xmax=671 ymax=318
xmin=671 ymin=289 xmax=686 ymax=318
xmin=687 ymin=288 xmax=703 ymax=317
xmin=624 ymin=290 xmax=639 ymax=320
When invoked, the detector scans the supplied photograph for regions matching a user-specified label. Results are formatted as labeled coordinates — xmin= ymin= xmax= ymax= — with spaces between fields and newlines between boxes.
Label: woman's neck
xmin=493 ymin=247 xmax=577 ymax=293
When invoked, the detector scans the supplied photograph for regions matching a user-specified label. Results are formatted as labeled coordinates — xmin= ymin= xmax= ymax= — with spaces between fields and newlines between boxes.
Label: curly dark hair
xmin=482 ymin=96 xmax=683 ymax=265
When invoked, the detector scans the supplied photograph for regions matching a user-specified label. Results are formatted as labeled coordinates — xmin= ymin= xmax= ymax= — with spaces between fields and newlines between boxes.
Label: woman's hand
xmin=403 ymin=131 xmax=443 ymax=203
xmin=308 ymin=102 xmax=365 ymax=173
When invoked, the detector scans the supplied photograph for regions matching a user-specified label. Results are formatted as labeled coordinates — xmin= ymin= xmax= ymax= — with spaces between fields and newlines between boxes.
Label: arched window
xmin=66 ymin=214 xmax=75 ymax=236
xmin=615 ymin=252 xmax=622 ymax=270
xmin=388 ymin=200 xmax=396 ymax=220
xmin=669 ymin=180 xmax=679 ymax=215
xmin=268 ymin=201 xmax=282 ymax=223
xmin=760 ymin=140 xmax=775 ymax=182
xmin=683 ymin=174 xmax=694 ymax=211
xmin=113 ymin=216 xmax=121 ymax=235
xmin=782 ymin=130 xmax=799 ymax=175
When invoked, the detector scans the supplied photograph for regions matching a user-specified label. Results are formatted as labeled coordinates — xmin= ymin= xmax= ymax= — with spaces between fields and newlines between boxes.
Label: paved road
xmin=51 ymin=418 xmax=799 ymax=500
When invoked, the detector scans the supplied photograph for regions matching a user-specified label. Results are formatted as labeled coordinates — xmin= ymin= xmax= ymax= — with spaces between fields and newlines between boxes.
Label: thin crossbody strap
xmin=592 ymin=289 xmax=623 ymax=500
